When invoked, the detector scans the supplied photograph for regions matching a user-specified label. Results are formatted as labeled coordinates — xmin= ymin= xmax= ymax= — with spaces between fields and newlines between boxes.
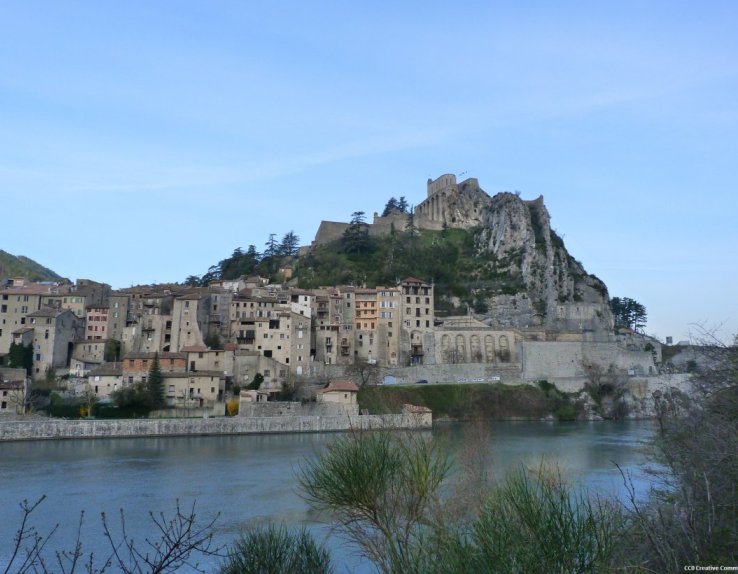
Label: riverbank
xmin=357 ymin=377 xmax=692 ymax=421
xmin=359 ymin=382 xmax=580 ymax=421
xmin=0 ymin=412 xmax=431 ymax=442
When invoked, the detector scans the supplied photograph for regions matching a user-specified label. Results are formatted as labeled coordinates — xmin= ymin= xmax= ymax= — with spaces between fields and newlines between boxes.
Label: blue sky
xmin=1 ymin=1 xmax=736 ymax=343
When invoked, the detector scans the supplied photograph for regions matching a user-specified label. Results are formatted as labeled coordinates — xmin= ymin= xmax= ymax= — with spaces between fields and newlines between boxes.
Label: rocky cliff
xmin=474 ymin=192 xmax=613 ymax=334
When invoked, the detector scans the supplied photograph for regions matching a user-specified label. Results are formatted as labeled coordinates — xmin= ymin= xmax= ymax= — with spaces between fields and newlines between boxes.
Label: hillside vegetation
xmin=296 ymin=227 xmax=520 ymax=315
xmin=0 ymin=250 xmax=64 ymax=282
xmin=197 ymin=224 xmax=527 ymax=316
xmin=358 ymin=382 xmax=578 ymax=421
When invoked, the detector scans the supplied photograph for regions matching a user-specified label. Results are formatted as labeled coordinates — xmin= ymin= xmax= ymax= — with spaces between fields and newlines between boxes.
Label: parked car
xmin=416 ymin=379 xmax=429 ymax=384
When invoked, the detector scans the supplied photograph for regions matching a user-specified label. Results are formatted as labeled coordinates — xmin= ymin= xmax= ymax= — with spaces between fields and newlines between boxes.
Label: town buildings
xmin=5 ymin=272 xmax=630 ymax=412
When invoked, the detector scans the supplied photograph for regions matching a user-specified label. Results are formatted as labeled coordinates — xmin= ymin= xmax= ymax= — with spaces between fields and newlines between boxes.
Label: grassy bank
xmin=358 ymin=382 xmax=579 ymax=421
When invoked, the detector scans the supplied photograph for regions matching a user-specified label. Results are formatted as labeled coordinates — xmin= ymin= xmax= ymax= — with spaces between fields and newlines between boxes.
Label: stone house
xmin=231 ymin=295 xmax=311 ymax=376
xmin=354 ymin=289 xmax=379 ymax=364
xmin=42 ymin=279 xmax=111 ymax=320
xmin=121 ymin=351 xmax=186 ymax=385
xmin=232 ymin=351 xmax=289 ymax=395
xmin=85 ymin=305 xmax=109 ymax=340
xmin=28 ymin=308 xmax=84 ymax=380
xmin=107 ymin=293 xmax=131 ymax=344
xmin=180 ymin=345 xmax=233 ymax=376
xmin=316 ymin=379 xmax=359 ymax=404
xmin=400 ymin=277 xmax=435 ymax=366
xmin=0 ymin=279 xmax=53 ymax=355
xmin=376 ymin=286 xmax=401 ymax=366
xmin=71 ymin=339 xmax=108 ymax=376
xmin=87 ymin=362 xmax=123 ymax=400
xmin=170 ymin=293 xmax=208 ymax=350
xmin=162 ymin=371 xmax=225 ymax=408
xmin=0 ymin=367 xmax=28 ymax=414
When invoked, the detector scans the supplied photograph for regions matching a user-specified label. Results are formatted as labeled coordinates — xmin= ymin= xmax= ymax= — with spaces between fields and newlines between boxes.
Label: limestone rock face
xmin=414 ymin=177 xmax=493 ymax=230
xmin=475 ymin=192 xmax=613 ymax=334
xmin=442 ymin=178 xmax=494 ymax=229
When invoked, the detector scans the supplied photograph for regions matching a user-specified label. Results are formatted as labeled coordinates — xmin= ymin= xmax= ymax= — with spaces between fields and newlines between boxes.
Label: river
xmin=0 ymin=420 xmax=658 ymax=573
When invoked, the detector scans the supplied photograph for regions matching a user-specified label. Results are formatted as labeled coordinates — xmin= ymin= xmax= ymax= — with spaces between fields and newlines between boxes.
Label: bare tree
xmin=343 ymin=359 xmax=381 ymax=388
xmin=579 ymin=359 xmax=628 ymax=419
xmin=617 ymin=327 xmax=738 ymax=571
xmin=3 ymin=497 xmax=223 ymax=574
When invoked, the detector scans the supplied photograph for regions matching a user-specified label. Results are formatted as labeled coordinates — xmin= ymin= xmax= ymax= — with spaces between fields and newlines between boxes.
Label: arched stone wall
xmin=455 ymin=334 xmax=466 ymax=363
xmin=484 ymin=335 xmax=495 ymax=363
xmin=470 ymin=335 xmax=481 ymax=362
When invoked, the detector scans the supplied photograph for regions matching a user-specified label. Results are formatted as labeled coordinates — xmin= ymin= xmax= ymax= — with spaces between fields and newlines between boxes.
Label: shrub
xmin=226 ymin=397 xmax=240 ymax=416
xmin=220 ymin=525 xmax=333 ymax=574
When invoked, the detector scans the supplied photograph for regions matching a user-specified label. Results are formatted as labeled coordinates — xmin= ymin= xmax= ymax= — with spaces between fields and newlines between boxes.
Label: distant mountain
xmin=0 ymin=250 xmax=65 ymax=283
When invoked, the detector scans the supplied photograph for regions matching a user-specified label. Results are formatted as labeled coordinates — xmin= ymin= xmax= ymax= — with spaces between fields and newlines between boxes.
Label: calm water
xmin=0 ymin=420 xmax=657 ymax=573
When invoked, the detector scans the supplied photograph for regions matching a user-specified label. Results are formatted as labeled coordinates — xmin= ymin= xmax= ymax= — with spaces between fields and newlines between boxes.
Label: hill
xmin=0 ymin=250 xmax=65 ymax=283
xmin=193 ymin=176 xmax=614 ymax=334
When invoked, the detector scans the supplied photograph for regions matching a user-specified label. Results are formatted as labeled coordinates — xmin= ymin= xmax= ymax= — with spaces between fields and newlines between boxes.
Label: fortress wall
xmin=370 ymin=212 xmax=409 ymax=236
xmin=238 ymin=401 xmax=358 ymax=418
xmin=427 ymin=174 xmax=456 ymax=196
xmin=313 ymin=221 xmax=350 ymax=246
xmin=521 ymin=342 xmax=657 ymax=381
xmin=0 ymin=412 xmax=432 ymax=442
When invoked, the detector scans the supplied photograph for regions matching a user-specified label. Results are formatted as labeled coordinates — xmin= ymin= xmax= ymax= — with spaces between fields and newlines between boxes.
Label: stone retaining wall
xmin=0 ymin=412 xmax=432 ymax=442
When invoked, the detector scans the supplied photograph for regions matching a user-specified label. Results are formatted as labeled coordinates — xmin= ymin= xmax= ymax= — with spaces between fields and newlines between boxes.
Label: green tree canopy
xmin=609 ymin=297 xmax=647 ymax=332
xmin=8 ymin=342 xmax=33 ymax=375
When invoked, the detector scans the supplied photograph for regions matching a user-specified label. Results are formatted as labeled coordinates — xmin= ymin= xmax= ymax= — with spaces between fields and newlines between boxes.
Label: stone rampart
xmin=521 ymin=341 xmax=657 ymax=382
xmin=0 ymin=412 xmax=432 ymax=442
xmin=238 ymin=401 xmax=358 ymax=418
xmin=312 ymin=221 xmax=350 ymax=246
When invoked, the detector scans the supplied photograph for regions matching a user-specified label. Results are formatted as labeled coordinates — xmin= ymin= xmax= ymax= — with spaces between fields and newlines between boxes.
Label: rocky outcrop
xmin=475 ymin=193 xmax=613 ymax=334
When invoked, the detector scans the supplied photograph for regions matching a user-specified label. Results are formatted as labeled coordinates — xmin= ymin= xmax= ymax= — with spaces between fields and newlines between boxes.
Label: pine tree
xmin=342 ymin=211 xmax=371 ymax=254
xmin=147 ymin=352 xmax=165 ymax=410
xmin=279 ymin=231 xmax=300 ymax=257
xmin=381 ymin=197 xmax=399 ymax=217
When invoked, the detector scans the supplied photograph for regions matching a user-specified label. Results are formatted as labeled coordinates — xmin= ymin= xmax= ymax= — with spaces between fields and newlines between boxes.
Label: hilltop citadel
xmin=0 ymin=174 xmax=690 ymax=419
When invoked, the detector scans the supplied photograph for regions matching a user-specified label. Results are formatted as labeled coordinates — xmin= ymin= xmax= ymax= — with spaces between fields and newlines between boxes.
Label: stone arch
xmin=470 ymin=335 xmax=482 ymax=362
xmin=455 ymin=334 xmax=466 ymax=363
xmin=441 ymin=334 xmax=451 ymax=362
xmin=484 ymin=335 xmax=495 ymax=363
xmin=497 ymin=335 xmax=510 ymax=363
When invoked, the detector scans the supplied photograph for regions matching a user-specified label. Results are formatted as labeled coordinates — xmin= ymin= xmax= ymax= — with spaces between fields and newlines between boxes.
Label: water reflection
xmin=0 ymin=421 xmax=657 ymax=572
